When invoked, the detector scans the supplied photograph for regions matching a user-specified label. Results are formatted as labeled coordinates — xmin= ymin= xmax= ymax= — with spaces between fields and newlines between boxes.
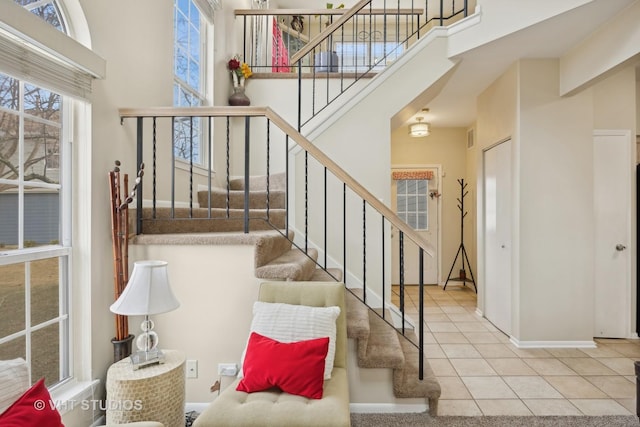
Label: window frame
xmin=173 ymin=0 xmax=209 ymax=167
xmin=0 ymin=0 xmax=73 ymax=390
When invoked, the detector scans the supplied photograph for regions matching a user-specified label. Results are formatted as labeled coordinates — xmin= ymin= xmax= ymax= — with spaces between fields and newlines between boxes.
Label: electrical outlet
xmin=217 ymin=363 xmax=238 ymax=376
xmin=186 ymin=359 xmax=198 ymax=378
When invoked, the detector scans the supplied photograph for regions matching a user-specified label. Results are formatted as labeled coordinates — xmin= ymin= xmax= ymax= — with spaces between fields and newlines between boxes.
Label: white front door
xmin=594 ymin=130 xmax=633 ymax=338
xmin=391 ymin=168 xmax=439 ymax=285
xmin=483 ymin=140 xmax=512 ymax=335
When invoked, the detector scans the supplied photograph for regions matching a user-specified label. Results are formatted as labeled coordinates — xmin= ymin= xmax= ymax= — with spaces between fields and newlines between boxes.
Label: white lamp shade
xmin=409 ymin=122 xmax=430 ymax=137
xmin=110 ymin=260 xmax=180 ymax=316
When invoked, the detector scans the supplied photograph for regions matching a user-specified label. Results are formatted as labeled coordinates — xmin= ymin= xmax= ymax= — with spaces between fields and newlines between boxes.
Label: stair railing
xmin=119 ymin=105 xmax=436 ymax=380
xmin=235 ymin=0 xmax=470 ymax=129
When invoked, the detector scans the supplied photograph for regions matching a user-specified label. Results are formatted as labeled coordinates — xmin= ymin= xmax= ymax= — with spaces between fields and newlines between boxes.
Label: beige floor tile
xmin=424 ymin=344 xmax=447 ymax=359
xmin=486 ymin=358 xmax=536 ymax=376
xmin=603 ymin=343 xmax=640 ymax=358
xmin=625 ymin=376 xmax=635 ymax=383
xmin=461 ymin=376 xmax=518 ymax=399
xmin=436 ymin=376 xmax=473 ymax=399
xmin=523 ymin=358 xmax=577 ymax=375
xmin=523 ymin=399 xmax=582 ymax=416
xmin=428 ymin=322 xmax=460 ymax=332
xmin=580 ymin=346 xmax=624 ymax=358
xmin=440 ymin=344 xmax=482 ymax=359
xmin=546 ymin=348 xmax=589 ymax=358
xmin=434 ymin=332 xmax=470 ymax=344
xmin=569 ymin=399 xmax=632 ymax=415
xmin=492 ymin=332 xmax=512 ymax=344
xmin=428 ymin=359 xmax=458 ymax=377
xmin=446 ymin=313 xmax=479 ymax=322
xmin=474 ymin=344 xmax=518 ymax=359
xmin=615 ymin=398 xmax=635 ymax=414
xmin=450 ymin=359 xmax=497 ymax=376
xmin=479 ymin=322 xmax=499 ymax=332
xmin=509 ymin=348 xmax=552 ymax=358
xmin=423 ymin=332 xmax=437 ymax=344
xmin=462 ymin=332 xmax=500 ymax=344
xmin=584 ymin=375 xmax=636 ymax=399
xmin=437 ymin=400 xmax=483 ymax=416
xmin=424 ymin=313 xmax=451 ymax=322
xmin=476 ymin=399 xmax=533 ymax=416
xmin=440 ymin=306 xmax=469 ymax=314
xmin=543 ymin=376 xmax=607 ymax=398
xmin=454 ymin=322 xmax=489 ymax=332
xmin=559 ymin=357 xmax=617 ymax=375
xmin=596 ymin=357 xmax=636 ymax=375
xmin=502 ymin=376 xmax=563 ymax=399
xmin=424 ymin=306 xmax=445 ymax=314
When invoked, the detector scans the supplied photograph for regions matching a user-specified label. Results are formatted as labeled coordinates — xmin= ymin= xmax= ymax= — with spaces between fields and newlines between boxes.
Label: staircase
xmin=132 ymin=171 xmax=441 ymax=414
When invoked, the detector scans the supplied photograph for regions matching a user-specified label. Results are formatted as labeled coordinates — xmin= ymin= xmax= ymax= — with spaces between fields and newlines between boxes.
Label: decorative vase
xmin=228 ymin=86 xmax=250 ymax=106
xmin=112 ymin=334 xmax=134 ymax=363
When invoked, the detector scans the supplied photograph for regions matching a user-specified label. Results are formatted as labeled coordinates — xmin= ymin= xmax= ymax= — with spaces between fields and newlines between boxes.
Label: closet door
xmin=483 ymin=140 xmax=512 ymax=335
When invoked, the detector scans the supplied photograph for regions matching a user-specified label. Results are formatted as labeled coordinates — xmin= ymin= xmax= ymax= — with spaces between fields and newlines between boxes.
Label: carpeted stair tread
xmin=253 ymin=232 xmax=294 ymax=268
xmin=197 ymin=188 xmax=286 ymax=211
xmin=346 ymin=290 xmax=370 ymax=340
xmin=393 ymin=330 xmax=441 ymax=415
xmin=356 ymin=310 xmax=405 ymax=369
xmin=309 ymin=268 xmax=343 ymax=282
xmin=255 ymin=248 xmax=319 ymax=281
xmin=138 ymin=208 xmax=286 ymax=234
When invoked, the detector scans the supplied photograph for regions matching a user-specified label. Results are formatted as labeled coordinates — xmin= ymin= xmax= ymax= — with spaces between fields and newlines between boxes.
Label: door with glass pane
xmin=391 ymin=168 xmax=439 ymax=285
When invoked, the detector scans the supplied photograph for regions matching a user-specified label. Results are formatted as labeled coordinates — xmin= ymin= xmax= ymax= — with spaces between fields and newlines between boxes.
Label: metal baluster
xmin=285 ymin=135 xmax=289 ymax=234
xmin=189 ymin=116 xmax=193 ymax=217
xmin=207 ymin=116 xmax=212 ymax=218
xmin=343 ymin=183 xmax=347 ymax=286
xmin=170 ymin=117 xmax=175 ymax=219
xmin=152 ymin=117 xmax=156 ymax=220
xmin=381 ymin=216 xmax=386 ymax=319
xmin=362 ymin=200 xmax=366 ymax=303
xmin=400 ymin=231 xmax=405 ymax=334
xmin=324 ymin=167 xmax=327 ymax=268
xmin=305 ymin=151 xmax=308 ymax=252
xmin=136 ymin=116 xmax=144 ymax=234
xmin=419 ymin=247 xmax=424 ymax=380
xmin=266 ymin=118 xmax=270 ymax=220
xmin=226 ymin=116 xmax=230 ymax=219
xmin=243 ymin=116 xmax=250 ymax=233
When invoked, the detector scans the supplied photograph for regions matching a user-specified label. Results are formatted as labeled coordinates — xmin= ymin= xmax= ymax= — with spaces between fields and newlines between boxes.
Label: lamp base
xmin=129 ymin=349 xmax=166 ymax=370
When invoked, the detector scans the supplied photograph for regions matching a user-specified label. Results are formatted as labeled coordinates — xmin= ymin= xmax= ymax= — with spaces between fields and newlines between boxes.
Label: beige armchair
xmin=194 ymin=281 xmax=350 ymax=427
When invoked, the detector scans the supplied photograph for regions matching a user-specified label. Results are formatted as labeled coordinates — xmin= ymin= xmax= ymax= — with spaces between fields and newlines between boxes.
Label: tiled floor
xmin=391 ymin=284 xmax=639 ymax=416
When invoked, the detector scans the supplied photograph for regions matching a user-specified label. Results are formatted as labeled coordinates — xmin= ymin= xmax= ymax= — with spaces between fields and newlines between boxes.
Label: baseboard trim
xmin=349 ymin=403 xmax=427 ymax=414
xmin=510 ymin=338 xmax=597 ymax=349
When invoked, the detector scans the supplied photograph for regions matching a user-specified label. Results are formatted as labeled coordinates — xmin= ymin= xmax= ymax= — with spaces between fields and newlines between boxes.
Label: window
xmin=0 ymin=0 xmax=70 ymax=388
xmin=335 ymin=41 xmax=404 ymax=73
xmin=174 ymin=0 xmax=207 ymax=164
xmin=396 ymin=179 xmax=428 ymax=230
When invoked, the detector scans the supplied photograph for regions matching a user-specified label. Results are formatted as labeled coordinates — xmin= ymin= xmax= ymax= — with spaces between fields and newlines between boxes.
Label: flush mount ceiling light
xmin=409 ymin=116 xmax=430 ymax=137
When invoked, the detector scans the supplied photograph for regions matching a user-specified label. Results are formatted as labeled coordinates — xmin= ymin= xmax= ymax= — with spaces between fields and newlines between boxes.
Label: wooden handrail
xmin=118 ymin=106 xmax=436 ymax=257
xmin=290 ymin=0 xmax=372 ymax=65
xmin=234 ymin=8 xmax=423 ymax=16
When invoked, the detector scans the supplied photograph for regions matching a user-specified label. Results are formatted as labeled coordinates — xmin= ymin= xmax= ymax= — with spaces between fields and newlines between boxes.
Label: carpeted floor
xmin=349 ymin=413 xmax=639 ymax=426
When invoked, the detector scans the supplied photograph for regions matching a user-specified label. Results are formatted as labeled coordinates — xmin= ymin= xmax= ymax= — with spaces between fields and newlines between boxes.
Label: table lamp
xmin=110 ymin=260 xmax=180 ymax=369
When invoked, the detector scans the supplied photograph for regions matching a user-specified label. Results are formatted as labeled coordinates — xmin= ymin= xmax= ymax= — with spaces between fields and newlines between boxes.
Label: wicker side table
xmin=106 ymin=350 xmax=185 ymax=427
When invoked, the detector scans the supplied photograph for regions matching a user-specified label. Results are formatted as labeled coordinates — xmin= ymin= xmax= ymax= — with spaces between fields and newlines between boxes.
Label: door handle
xmin=616 ymin=244 xmax=626 ymax=251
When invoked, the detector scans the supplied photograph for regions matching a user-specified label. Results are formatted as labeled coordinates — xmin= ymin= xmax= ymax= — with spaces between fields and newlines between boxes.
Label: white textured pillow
xmin=240 ymin=302 xmax=340 ymax=380
xmin=0 ymin=358 xmax=29 ymax=415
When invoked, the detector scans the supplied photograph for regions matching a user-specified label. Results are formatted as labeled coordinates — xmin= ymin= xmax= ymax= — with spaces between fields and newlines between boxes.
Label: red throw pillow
xmin=237 ymin=332 xmax=329 ymax=399
xmin=0 ymin=378 xmax=63 ymax=426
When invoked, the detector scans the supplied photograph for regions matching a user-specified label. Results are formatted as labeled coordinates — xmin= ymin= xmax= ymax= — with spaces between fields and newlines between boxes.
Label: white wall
xmin=128 ymin=244 xmax=261 ymax=403
xmin=475 ymin=58 xmax=638 ymax=344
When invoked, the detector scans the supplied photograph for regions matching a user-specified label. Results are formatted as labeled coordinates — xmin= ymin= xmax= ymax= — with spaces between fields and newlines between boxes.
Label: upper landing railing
xmin=236 ymin=0 xmax=470 ymax=129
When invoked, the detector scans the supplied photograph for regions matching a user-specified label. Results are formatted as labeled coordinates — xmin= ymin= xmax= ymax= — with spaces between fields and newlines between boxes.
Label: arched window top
xmin=15 ymin=0 xmax=67 ymax=33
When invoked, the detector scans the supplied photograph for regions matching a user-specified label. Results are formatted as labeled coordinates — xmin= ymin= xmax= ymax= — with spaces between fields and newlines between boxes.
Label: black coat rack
xmin=444 ymin=179 xmax=477 ymax=292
